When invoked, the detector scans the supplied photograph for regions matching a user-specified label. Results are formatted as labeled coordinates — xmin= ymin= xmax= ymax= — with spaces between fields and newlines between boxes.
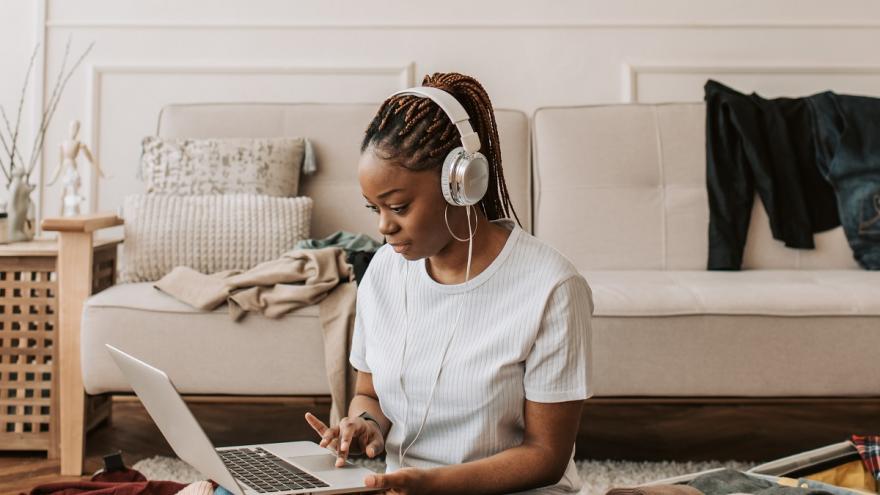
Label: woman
xmin=305 ymin=72 xmax=593 ymax=494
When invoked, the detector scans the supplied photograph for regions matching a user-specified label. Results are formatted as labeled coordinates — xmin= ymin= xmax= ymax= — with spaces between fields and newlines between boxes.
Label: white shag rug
xmin=133 ymin=456 xmax=752 ymax=495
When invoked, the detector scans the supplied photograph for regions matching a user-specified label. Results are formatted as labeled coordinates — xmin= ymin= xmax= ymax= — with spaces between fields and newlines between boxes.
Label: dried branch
xmin=0 ymin=107 xmax=13 ymax=182
xmin=1 ymin=36 xmax=95 ymax=185
xmin=8 ymin=43 xmax=40 ymax=181
xmin=0 ymin=106 xmax=21 ymax=182
xmin=26 ymin=40 xmax=95 ymax=179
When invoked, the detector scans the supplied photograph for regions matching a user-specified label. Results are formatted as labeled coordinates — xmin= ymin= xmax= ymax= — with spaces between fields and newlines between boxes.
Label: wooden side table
xmin=0 ymin=236 xmax=120 ymax=458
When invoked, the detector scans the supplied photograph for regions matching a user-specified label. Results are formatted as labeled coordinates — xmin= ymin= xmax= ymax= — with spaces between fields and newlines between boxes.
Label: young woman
xmin=305 ymin=72 xmax=593 ymax=494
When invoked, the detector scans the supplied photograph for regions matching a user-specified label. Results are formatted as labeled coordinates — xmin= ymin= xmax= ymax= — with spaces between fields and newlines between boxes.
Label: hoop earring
xmin=444 ymin=203 xmax=478 ymax=242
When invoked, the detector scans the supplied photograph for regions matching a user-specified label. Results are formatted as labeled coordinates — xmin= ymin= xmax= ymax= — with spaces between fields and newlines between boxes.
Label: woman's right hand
xmin=304 ymin=412 xmax=385 ymax=467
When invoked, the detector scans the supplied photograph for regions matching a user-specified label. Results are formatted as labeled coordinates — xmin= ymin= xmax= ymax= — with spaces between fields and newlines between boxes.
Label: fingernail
xmin=366 ymin=447 xmax=373 ymax=457
xmin=336 ymin=457 xmax=344 ymax=467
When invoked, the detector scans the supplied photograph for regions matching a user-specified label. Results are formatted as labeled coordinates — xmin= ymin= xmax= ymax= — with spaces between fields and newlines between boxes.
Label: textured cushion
xmin=81 ymin=283 xmax=330 ymax=395
xmin=119 ymin=194 xmax=312 ymax=283
xmin=141 ymin=136 xmax=309 ymax=196
xmin=532 ymin=103 xmax=857 ymax=270
xmin=585 ymin=270 xmax=880 ymax=317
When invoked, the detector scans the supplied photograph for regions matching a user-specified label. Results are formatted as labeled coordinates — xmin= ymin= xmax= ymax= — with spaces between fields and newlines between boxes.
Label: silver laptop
xmin=106 ymin=344 xmax=380 ymax=495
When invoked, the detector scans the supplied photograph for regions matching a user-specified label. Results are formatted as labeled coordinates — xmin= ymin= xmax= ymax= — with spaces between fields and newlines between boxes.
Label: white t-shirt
xmin=349 ymin=218 xmax=593 ymax=494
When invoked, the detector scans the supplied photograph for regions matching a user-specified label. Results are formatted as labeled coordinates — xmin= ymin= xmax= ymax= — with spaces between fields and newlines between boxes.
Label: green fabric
xmin=295 ymin=230 xmax=382 ymax=254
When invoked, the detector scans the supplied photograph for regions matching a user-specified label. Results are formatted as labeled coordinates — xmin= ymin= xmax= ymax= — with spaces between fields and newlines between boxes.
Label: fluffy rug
xmin=133 ymin=455 xmax=751 ymax=495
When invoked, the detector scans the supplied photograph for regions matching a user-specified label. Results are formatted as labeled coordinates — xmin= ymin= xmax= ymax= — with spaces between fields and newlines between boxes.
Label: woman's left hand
xmin=364 ymin=467 xmax=432 ymax=494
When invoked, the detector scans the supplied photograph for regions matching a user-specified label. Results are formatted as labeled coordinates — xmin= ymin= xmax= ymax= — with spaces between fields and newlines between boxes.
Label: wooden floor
xmin=2 ymin=397 xmax=878 ymax=495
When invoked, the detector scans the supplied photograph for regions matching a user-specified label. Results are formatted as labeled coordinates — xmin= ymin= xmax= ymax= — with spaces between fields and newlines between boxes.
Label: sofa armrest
xmin=42 ymin=211 xmax=124 ymax=233
xmin=40 ymin=212 xmax=123 ymax=475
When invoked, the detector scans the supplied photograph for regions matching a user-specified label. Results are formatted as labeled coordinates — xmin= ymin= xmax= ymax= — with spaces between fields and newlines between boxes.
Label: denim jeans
xmin=807 ymin=92 xmax=880 ymax=270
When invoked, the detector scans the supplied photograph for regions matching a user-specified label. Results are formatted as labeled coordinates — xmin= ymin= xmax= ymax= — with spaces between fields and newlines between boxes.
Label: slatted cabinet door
xmin=0 ymin=255 xmax=58 ymax=454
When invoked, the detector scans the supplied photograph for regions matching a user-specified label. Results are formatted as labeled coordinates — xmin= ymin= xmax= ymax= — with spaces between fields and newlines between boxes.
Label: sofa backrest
xmin=157 ymin=103 xmax=532 ymax=240
xmin=532 ymin=103 xmax=857 ymax=270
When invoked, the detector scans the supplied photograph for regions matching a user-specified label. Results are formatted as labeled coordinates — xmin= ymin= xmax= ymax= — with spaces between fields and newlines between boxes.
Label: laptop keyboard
xmin=218 ymin=447 xmax=330 ymax=493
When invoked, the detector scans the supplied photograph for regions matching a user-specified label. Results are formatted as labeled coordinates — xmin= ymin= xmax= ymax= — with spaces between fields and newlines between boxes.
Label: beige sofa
xmin=45 ymin=101 xmax=880 ymax=476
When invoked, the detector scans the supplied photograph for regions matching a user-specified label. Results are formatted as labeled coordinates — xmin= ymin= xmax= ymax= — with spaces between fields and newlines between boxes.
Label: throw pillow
xmin=140 ymin=136 xmax=316 ymax=196
xmin=120 ymin=193 xmax=313 ymax=283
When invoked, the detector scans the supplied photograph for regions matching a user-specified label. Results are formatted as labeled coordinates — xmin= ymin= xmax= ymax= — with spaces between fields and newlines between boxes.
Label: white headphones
xmin=389 ymin=86 xmax=490 ymax=207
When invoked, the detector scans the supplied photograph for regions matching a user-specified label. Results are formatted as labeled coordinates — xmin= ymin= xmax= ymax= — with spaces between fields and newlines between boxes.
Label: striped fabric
xmin=852 ymin=435 xmax=880 ymax=482
xmin=350 ymin=218 xmax=593 ymax=494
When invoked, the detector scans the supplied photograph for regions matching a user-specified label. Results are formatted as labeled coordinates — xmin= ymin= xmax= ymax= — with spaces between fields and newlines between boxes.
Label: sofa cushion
xmin=533 ymin=103 xmax=857 ymax=270
xmin=120 ymin=194 xmax=313 ymax=283
xmin=81 ymin=282 xmax=330 ymax=395
xmin=140 ymin=136 xmax=310 ymax=197
xmin=586 ymin=270 xmax=880 ymax=317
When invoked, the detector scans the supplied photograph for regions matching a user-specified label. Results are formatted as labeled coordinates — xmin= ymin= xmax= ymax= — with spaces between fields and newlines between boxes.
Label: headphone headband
xmin=389 ymin=86 xmax=482 ymax=154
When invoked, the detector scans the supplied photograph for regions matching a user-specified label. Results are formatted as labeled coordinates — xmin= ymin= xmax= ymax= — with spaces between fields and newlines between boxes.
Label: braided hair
xmin=360 ymin=72 xmax=521 ymax=227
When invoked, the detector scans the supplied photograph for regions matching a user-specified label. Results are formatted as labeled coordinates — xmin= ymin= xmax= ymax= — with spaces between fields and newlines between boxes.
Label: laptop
xmin=106 ymin=344 xmax=380 ymax=495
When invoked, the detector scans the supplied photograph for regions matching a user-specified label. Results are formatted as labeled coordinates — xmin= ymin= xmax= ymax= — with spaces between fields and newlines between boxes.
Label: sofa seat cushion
xmin=585 ymin=270 xmax=880 ymax=317
xmin=81 ymin=282 xmax=331 ymax=396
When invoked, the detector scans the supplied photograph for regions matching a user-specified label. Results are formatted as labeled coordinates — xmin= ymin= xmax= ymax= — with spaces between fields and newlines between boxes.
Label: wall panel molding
xmin=32 ymin=0 xmax=46 ymax=231
xmin=45 ymin=20 xmax=880 ymax=30
xmin=622 ymin=62 xmax=880 ymax=102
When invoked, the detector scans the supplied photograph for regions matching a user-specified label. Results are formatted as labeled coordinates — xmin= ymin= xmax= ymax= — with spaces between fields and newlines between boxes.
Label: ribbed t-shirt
xmin=349 ymin=218 xmax=593 ymax=494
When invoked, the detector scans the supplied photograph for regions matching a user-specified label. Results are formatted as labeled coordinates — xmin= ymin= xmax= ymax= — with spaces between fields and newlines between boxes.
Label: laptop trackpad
xmin=289 ymin=454 xmax=344 ymax=473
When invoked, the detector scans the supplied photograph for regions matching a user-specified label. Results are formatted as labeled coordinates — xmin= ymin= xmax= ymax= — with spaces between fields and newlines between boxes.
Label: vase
xmin=7 ymin=169 xmax=36 ymax=243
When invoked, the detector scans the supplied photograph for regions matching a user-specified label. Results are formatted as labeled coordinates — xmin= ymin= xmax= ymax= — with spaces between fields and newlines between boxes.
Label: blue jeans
xmin=808 ymin=92 xmax=880 ymax=270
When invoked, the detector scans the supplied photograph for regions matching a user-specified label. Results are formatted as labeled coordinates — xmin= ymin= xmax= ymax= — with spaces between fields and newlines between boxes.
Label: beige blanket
xmin=154 ymin=247 xmax=358 ymax=425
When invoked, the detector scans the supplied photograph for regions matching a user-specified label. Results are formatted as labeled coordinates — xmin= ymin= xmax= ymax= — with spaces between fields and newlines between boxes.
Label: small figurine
xmin=8 ymin=168 xmax=35 ymax=242
xmin=47 ymin=120 xmax=105 ymax=217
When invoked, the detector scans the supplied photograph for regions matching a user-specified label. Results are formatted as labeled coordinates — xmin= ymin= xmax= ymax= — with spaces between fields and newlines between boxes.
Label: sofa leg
xmin=57 ymin=231 xmax=94 ymax=476
xmin=60 ymin=391 xmax=86 ymax=475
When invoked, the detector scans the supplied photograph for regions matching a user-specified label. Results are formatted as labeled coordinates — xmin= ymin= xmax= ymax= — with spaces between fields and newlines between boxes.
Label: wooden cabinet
xmin=0 ymin=237 xmax=119 ymax=457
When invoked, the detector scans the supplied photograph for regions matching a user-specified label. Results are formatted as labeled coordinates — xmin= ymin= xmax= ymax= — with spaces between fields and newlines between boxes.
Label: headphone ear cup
xmin=442 ymin=148 xmax=489 ymax=207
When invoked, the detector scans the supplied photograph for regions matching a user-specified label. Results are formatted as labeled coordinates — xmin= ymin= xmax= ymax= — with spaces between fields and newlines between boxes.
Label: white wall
xmin=2 ymin=0 xmax=880 ymax=228
xmin=0 ymin=0 xmax=38 ymax=212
